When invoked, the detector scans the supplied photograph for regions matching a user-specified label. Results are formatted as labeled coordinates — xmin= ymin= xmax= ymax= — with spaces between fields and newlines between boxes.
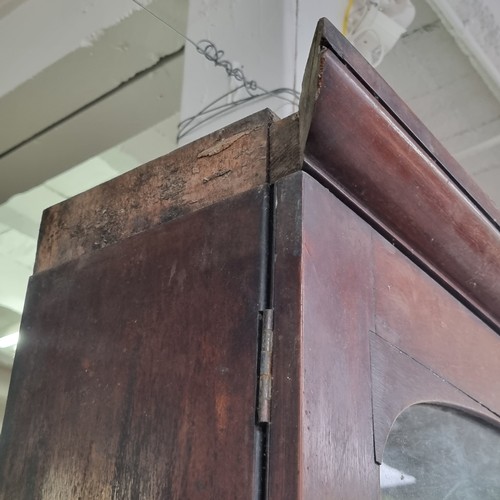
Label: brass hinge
xmin=258 ymin=309 xmax=274 ymax=424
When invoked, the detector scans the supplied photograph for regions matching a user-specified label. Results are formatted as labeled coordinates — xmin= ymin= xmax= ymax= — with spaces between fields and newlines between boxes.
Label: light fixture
xmin=0 ymin=332 xmax=19 ymax=349
xmin=344 ymin=0 xmax=416 ymax=67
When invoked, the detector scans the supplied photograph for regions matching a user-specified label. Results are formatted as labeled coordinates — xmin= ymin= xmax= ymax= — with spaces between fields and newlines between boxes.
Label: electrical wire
xmin=132 ymin=0 xmax=300 ymax=140
xmin=132 ymin=0 xmax=198 ymax=49
xmin=342 ymin=0 xmax=356 ymax=35
xmin=177 ymin=86 xmax=299 ymax=140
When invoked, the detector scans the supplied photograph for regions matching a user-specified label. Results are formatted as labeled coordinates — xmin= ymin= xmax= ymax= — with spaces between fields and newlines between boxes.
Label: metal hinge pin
xmin=258 ymin=309 xmax=274 ymax=424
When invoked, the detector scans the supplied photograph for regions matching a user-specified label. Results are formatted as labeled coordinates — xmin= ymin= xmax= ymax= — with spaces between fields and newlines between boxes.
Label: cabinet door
xmin=270 ymin=172 xmax=500 ymax=500
xmin=372 ymin=231 xmax=500 ymax=498
xmin=271 ymin=172 xmax=379 ymax=499
xmin=0 ymin=187 xmax=269 ymax=499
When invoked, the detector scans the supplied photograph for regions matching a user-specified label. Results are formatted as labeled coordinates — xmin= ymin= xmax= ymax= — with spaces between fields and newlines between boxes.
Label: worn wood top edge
xmin=34 ymin=109 xmax=276 ymax=274
xmin=299 ymin=19 xmax=500 ymax=328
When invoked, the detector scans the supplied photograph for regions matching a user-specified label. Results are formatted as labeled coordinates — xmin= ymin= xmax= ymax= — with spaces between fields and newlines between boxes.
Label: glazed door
xmin=372 ymin=228 xmax=500 ymax=499
xmin=269 ymin=172 xmax=500 ymax=500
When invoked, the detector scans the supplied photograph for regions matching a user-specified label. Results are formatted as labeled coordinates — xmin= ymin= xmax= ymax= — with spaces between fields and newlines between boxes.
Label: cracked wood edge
xmin=34 ymin=109 xmax=275 ymax=274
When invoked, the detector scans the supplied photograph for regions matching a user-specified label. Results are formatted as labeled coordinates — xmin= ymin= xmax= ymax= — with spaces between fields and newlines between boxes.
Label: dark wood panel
xmin=308 ymin=18 xmax=500 ymax=225
xmin=300 ymin=173 xmax=377 ymax=499
xmin=370 ymin=333 xmax=500 ymax=464
xmin=269 ymin=172 xmax=378 ymax=499
xmin=268 ymin=172 xmax=303 ymax=500
xmin=0 ymin=187 xmax=268 ymax=499
xmin=269 ymin=112 xmax=301 ymax=183
xmin=35 ymin=109 xmax=274 ymax=274
xmin=373 ymin=234 xmax=500 ymax=416
xmin=302 ymin=48 xmax=500 ymax=327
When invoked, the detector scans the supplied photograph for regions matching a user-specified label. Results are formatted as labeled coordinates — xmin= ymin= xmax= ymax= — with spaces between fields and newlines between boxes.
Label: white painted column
xmin=179 ymin=0 xmax=344 ymax=144
xmin=295 ymin=0 xmax=346 ymax=87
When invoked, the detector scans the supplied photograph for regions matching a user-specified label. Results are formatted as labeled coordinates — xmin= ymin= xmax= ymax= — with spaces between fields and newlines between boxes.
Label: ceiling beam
xmin=427 ymin=0 xmax=500 ymax=103
xmin=0 ymin=51 xmax=183 ymax=203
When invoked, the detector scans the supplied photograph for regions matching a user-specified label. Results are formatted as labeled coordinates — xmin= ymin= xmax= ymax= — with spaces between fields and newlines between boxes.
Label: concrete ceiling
xmin=0 ymin=0 xmax=187 ymax=202
xmin=0 ymin=0 xmax=500 ymax=428
xmin=378 ymin=0 xmax=500 ymax=208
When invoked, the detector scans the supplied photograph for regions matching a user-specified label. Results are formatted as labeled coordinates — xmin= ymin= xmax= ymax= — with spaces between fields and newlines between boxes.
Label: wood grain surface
xmin=269 ymin=112 xmax=301 ymax=183
xmin=300 ymin=173 xmax=378 ymax=499
xmin=0 ymin=187 xmax=268 ymax=499
xmin=373 ymin=233 xmax=500 ymax=416
xmin=35 ymin=109 xmax=274 ymax=274
xmin=269 ymin=172 xmax=379 ymax=499
xmin=268 ymin=172 xmax=303 ymax=499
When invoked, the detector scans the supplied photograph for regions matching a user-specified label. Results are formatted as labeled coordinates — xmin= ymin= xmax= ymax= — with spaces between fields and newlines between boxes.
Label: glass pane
xmin=381 ymin=404 xmax=500 ymax=499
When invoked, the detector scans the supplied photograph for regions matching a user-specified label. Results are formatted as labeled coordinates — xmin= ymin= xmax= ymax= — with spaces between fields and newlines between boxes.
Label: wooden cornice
xmin=298 ymin=18 xmax=500 ymax=329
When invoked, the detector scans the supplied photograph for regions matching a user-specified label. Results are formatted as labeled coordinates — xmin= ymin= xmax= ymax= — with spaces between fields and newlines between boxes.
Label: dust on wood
xmin=35 ymin=110 xmax=275 ymax=273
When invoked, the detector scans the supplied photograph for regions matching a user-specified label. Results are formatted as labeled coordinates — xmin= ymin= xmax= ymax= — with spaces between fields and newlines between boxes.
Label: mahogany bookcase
xmin=0 ymin=19 xmax=499 ymax=499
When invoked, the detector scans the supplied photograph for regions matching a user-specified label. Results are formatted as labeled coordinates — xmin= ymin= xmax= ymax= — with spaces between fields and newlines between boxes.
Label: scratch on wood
xmin=203 ymin=169 xmax=232 ymax=184
xmin=197 ymin=131 xmax=250 ymax=158
xmin=34 ymin=109 xmax=273 ymax=274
